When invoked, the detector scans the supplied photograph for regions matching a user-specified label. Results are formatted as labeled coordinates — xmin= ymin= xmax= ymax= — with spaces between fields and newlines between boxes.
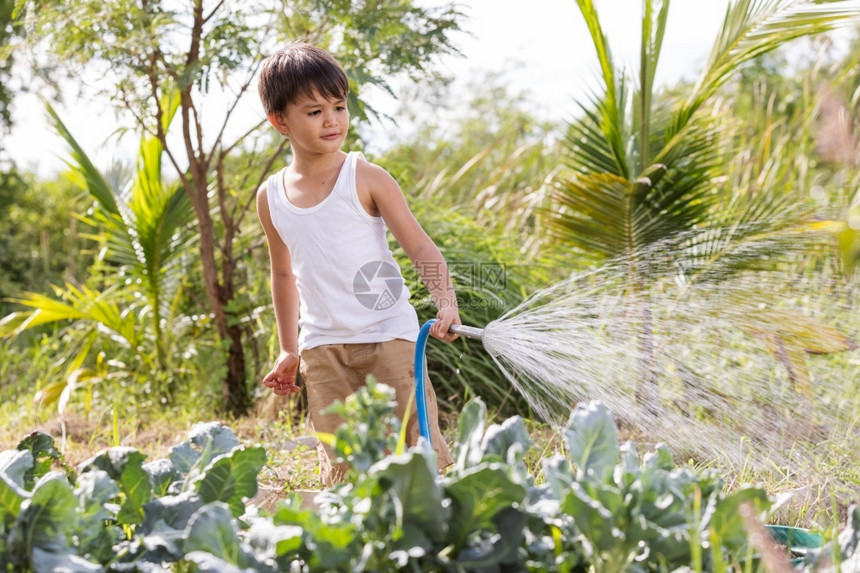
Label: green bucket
xmin=765 ymin=525 xmax=822 ymax=564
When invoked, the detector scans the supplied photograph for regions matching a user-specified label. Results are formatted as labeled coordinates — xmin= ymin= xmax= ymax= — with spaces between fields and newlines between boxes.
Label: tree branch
xmin=233 ymin=137 xmax=289 ymax=230
xmin=148 ymin=47 xmax=192 ymax=192
xmin=202 ymin=0 xmax=225 ymax=24
xmin=220 ymin=118 xmax=267 ymax=157
xmin=206 ymin=60 xmax=263 ymax=164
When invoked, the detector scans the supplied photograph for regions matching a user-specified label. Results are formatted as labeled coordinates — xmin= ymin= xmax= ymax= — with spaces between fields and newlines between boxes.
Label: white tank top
xmin=266 ymin=151 xmax=419 ymax=350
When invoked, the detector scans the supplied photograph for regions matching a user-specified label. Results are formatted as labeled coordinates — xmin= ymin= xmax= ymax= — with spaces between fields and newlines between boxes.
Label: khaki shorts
xmin=300 ymin=338 xmax=454 ymax=486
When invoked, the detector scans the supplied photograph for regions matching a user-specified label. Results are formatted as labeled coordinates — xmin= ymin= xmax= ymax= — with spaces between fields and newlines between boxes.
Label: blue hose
xmin=414 ymin=319 xmax=436 ymax=445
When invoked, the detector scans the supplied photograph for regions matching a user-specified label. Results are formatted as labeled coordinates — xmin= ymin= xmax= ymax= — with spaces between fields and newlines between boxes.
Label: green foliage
xmin=0 ymin=96 xmax=200 ymax=411
xmin=380 ymin=76 xmax=562 ymax=257
xmin=285 ymin=0 xmax=462 ymax=123
xmin=543 ymin=0 xmax=860 ymax=414
xmin=0 ymin=0 xmax=24 ymax=133
xmin=0 ymin=167 xmax=86 ymax=316
xmin=1 ymin=421 xmax=266 ymax=571
xmin=46 ymin=95 xmax=194 ymax=371
xmin=0 ymin=388 xmax=858 ymax=571
xmin=324 ymin=377 xmax=401 ymax=478
xmin=551 ymin=0 xmax=856 ymax=264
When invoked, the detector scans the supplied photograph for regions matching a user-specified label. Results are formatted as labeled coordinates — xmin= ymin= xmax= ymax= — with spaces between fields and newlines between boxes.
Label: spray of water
xmin=479 ymin=227 xmax=858 ymax=467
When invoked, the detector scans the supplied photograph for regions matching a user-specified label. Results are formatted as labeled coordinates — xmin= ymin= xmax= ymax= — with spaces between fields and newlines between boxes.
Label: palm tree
xmin=546 ymin=0 xmax=859 ymax=410
xmin=0 ymin=92 xmax=195 ymax=406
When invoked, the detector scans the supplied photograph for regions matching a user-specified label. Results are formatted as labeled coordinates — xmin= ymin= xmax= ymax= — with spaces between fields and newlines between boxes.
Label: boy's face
xmin=268 ymin=89 xmax=349 ymax=155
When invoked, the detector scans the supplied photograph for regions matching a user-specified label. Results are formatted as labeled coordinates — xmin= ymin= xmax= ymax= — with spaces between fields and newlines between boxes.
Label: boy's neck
xmin=289 ymin=149 xmax=348 ymax=185
xmin=291 ymin=149 xmax=347 ymax=173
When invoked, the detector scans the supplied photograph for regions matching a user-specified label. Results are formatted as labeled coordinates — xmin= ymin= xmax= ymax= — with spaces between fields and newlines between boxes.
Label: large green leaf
xmin=142 ymin=458 xmax=180 ymax=497
xmin=78 ymin=447 xmax=151 ymax=526
xmin=372 ymin=452 xmax=448 ymax=543
xmin=183 ymin=551 xmax=253 ymax=573
xmin=44 ymin=100 xmax=118 ymax=215
xmin=72 ymin=470 xmax=121 ymax=564
xmin=182 ymin=503 xmax=246 ymax=566
xmin=30 ymin=548 xmax=103 ymax=573
xmin=561 ymin=482 xmax=624 ymax=553
xmin=141 ymin=491 xmax=205 ymax=534
xmin=452 ymin=399 xmax=487 ymax=471
xmin=540 ymin=454 xmax=575 ymax=502
xmin=443 ymin=464 xmax=526 ymax=550
xmin=703 ymin=486 xmax=771 ymax=551
xmin=479 ymin=415 xmax=531 ymax=464
xmin=1 ymin=284 xmax=139 ymax=349
xmin=0 ymin=450 xmax=31 ymax=521
xmin=453 ymin=506 xmax=525 ymax=570
xmin=192 ymin=446 xmax=266 ymax=517
xmin=9 ymin=473 xmax=77 ymax=559
xmin=244 ymin=519 xmax=304 ymax=561
xmin=136 ymin=491 xmax=205 ymax=563
xmin=170 ymin=422 xmax=242 ymax=476
xmin=563 ymin=401 xmax=619 ymax=481
xmin=16 ymin=432 xmax=64 ymax=489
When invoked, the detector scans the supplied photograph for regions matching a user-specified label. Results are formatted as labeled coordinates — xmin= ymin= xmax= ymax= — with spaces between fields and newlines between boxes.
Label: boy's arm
xmin=256 ymin=184 xmax=301 ymax=395
xmin=359 ymin=161 xmax=461 ymax=342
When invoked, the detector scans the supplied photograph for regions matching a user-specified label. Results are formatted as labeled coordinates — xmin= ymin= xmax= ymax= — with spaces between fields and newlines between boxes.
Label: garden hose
xmin=415 ymin=320 xmax=485 ymax=443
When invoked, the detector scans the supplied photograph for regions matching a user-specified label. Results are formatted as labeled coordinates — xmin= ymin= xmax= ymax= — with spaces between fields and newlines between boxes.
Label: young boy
xmin=256 ymin=41 xmax=459 ymax=485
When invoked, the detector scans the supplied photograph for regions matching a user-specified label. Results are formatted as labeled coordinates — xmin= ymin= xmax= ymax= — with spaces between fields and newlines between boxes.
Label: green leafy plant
xmin=0 ymin=93 xmax=197 ymax=409
xmin=1 ymin=386 xmax=856 ymax=571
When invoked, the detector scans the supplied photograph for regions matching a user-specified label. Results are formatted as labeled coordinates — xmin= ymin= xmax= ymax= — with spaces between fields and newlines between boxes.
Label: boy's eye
xmin=308 ymin=110 xmax=320 ymax=116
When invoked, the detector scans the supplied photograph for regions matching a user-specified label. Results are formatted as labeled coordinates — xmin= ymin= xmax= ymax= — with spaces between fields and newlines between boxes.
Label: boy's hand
xmin=263 ymin=351 xmax=301 ymax=395
xmin=430 ymin=307 xmax=461 ymax=343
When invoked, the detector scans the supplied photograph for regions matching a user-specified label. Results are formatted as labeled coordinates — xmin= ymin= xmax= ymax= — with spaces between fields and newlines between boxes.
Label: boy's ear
xmin=267 ymin=111 xmax=289 ymax=136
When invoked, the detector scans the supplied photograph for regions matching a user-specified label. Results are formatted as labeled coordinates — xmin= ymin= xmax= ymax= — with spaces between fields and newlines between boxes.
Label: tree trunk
xmin=185 ymin=153 xmax=251 ymax=416
xmin=224 ymin=321 xmax=250 ymax=414
xmin=171 ymin=0 xmax=250 ymax=417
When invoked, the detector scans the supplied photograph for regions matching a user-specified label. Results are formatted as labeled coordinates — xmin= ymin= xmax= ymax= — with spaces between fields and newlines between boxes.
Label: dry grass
xmin=0 ymin=403 xmax=324 ymax=500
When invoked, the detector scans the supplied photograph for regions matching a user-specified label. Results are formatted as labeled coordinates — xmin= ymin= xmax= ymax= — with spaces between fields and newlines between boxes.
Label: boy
xmin=256 ymin=40 xmax=459 ymax=485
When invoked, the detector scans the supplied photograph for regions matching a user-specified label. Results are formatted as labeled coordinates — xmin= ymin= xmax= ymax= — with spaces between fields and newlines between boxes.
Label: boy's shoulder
xmin=255 ymin=166 xmax=287 ymax=209
xmin=256 ymin=170 xmax=275 ymax=201
xmin=353 ymin=153 xmax=395 ymax=187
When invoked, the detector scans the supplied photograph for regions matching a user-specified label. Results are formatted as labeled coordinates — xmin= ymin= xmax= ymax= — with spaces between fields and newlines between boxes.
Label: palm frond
xmin=1 ymin=283 xmax=139 ymax=348
xmin=44 ymin=100 xmax=119 ymax=214
xmin=546 ymin=173 xmax=632 ymax=258
xmin=636 ymin=0 xmax=670 ymax=169
xmin=671 ymin=0 xmax=858 ymax=139
xmin=574 ymin=0 xmax=630 ymax=177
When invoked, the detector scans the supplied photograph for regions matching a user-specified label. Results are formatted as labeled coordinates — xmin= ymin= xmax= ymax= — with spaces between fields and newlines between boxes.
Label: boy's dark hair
xmin=258 ymin=40 xmax=349 ymax=116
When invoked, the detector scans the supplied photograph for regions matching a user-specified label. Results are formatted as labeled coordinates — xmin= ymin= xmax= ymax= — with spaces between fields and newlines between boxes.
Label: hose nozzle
xmin=448 ymin=324 xmax=485 ymax=341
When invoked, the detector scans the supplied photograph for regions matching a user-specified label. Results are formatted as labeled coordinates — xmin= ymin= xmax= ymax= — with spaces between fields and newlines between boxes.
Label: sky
xmin=5 ymin=0 xmax=736 ymax=176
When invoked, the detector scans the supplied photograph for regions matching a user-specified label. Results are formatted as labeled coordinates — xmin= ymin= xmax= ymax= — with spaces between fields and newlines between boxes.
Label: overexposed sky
xmin=4 ymin=0 xmax=740 ymax=176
